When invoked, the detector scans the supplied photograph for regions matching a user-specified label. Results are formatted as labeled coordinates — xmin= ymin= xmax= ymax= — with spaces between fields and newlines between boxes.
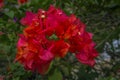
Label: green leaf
xmin=5 ymin=11 xmax=14 ymax=18
xmin=48 ymin=69 xmax=62 ymax=80
xmin=49 ymin=34 xmax=58 ymax=40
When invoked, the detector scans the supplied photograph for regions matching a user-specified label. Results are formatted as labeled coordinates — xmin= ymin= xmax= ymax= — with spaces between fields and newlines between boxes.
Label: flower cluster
xmin=16 ymin=6 xmax=98 ymax=74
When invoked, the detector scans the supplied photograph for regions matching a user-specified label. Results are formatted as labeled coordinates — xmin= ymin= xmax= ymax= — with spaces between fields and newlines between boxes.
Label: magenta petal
xmin=76 ymin=52 xmax=96 ymax=67
xmin=17 ymin=35 xmax=26 ymax=47
xmin=20 ymin=11 xmax=36 ymax=26
xmin=26 ymin=59 xmax=33 ymax=69
xmin=39 ymin=50 xmax=54 ymax=61
xmin=88 ymin=32 xmax=93 ymax=39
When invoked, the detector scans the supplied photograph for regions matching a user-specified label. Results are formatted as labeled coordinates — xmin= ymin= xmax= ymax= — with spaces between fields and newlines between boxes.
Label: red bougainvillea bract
xmin=15 ymin=6 xmax=98 ymax=74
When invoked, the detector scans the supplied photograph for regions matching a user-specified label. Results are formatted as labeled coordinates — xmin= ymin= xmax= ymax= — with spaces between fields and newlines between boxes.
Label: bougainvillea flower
xmin=0 ymin=0 xmax=4 ymax=8
xmin=20 ymin=11 xmax=36 ymax=26
xmin=16 ymin=5 xmax=98 ymax=74
xmin=75 ymin=33 xmax=98 ymax=66
xmin=51 ymin=40 xmax=70 ymax=58
xmin=18 ymin=0 xmax=28 ymax=5
xmin=16 ymin=34 xmax=54 ymax=74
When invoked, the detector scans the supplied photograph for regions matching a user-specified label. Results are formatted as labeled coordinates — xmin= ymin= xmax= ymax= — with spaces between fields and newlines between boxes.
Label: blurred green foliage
xmin=0 ymin=0 xmax=120 ymax=80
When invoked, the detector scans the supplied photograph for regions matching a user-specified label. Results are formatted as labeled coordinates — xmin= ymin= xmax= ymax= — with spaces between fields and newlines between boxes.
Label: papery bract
xmin=16 ymin=5 xmax=98 ymax=75
xmin=20 ymin=11 xmax=36 ymax=26
xmin=51 ymin=40 xmax=70 ymax=58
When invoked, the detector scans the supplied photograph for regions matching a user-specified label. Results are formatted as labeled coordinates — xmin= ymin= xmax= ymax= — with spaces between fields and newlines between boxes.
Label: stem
xmin=95 ymin=32 xmax=113 ymax=49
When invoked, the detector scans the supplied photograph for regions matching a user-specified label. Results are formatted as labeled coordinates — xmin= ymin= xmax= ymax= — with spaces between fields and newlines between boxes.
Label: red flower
xmin=75 ymin=33 xmax=98 ymax=66
xmin=18 ymin=0 xmax=28 ymax=4
xmin=69 ymin=32 xmax=98 ymax=66
xmin=0 ymin=0 xmax=4 ymax=8
xmin=16 ymin=34 xmax=54 ymax=74
xmin=20 ymin=11 xmax=36 ymax=26
xmin=16 ymin=5 xmax=98 ymax=74
xmin=51 ymin=40 xmax=70 ymax=58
